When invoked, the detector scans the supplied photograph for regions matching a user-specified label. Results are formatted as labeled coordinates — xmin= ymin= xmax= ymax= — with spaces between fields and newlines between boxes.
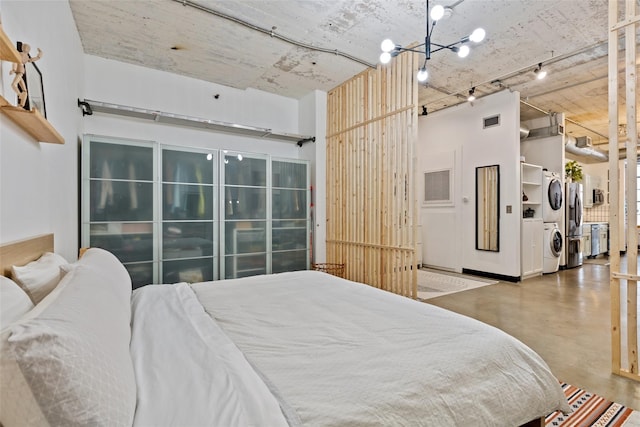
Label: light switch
xmin=506 ymin=205 xmax=512 ymax=214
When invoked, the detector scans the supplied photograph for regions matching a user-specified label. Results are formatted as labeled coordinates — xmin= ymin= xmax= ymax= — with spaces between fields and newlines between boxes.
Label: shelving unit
xmin=0 ymin=25 xmax=64 ymax=144
xmin=521 ymin=163 xmax=543 ymax=279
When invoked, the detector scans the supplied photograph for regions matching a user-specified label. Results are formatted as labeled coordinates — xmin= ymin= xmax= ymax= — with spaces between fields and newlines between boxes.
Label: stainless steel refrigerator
xmin=565 ymin=182 xmax=583 ymax=268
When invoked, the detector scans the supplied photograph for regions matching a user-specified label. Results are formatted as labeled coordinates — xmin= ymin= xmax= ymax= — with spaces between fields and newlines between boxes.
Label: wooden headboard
xmin=0 ymin=234 xmax=54 ymax=277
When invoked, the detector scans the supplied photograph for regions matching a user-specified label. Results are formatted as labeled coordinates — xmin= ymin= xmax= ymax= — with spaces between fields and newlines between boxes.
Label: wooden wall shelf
xmin=0 ymin=95 xmax=64 ymax=144
xmin=0 ymin=25 xmax=64 ymax=144
xmin=0 ymin=24 xmax=22 ymax=63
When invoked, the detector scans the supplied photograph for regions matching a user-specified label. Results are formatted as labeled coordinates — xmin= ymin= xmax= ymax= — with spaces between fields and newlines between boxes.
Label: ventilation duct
xmin=565 ymin=136 xmax=608 ymax=162
xmin=519 ymin=125 xmax=530 ymax=140
xmin=525 ymin=124 xmax=564 ymax=140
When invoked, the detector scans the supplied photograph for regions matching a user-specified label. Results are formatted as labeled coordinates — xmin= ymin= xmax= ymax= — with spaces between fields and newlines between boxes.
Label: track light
xmin=422 ymin=105 xmax=428 ymax=116
xmin=534 ymin=62 xmax=547 ymax=80
xmin=379 ymin=0 xmax=486 ymax=83
xmin=467 ymin=87 xmax=476 ymax=102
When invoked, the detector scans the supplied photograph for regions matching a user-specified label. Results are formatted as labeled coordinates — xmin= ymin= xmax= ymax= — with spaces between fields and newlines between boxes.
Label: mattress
xmin=131 ymin=270 xmax=570 ymax=426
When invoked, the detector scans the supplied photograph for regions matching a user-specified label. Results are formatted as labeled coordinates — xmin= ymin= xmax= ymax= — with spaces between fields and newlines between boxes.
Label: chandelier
xmin=380 ymin=0 xmax=486 ymax=83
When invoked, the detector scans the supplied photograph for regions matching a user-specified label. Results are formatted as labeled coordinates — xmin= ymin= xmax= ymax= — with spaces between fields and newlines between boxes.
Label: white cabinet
xmin=160 ymin=146 xmax=218 ymax=284
xmin=522 ymin=219 xmax=544 ymax=278
xmin=83 ymin=136 xmax=309 ymax=288
xmin=599 ymin=224 xmax=608 ymax=255
xmin=82 ymin=137 xmax=158 ymax=287
xmin=521 ymin=163 xmax=543 ymax=279
xmin=221 ymin=154 xmax=310 ymax=279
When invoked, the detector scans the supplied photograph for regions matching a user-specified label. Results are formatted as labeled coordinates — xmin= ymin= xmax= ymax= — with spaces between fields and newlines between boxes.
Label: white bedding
xmin=186 ymin=270 xmax=570 ymax=426
xmin=130 ymin=283 xmax=290 ymax=427
xmin=129 ymin=270 xmax=569 ymax=426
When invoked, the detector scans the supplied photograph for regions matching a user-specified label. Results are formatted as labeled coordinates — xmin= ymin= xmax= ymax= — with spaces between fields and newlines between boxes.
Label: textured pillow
xmin=0 ymin=276 xmax=34 ymax=329
xmin=11 ymin=252 xmax=68 ymax=304
xmin=0 ymin=248 xmax=135 ymax=427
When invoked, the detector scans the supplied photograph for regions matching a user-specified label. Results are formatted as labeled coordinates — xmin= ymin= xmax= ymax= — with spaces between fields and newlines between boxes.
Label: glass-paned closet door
xmin=222 ymin=152 xmax=268 ymax=278
xmin=271 ymin=159 xmax=310 ymax=273
xmin=83 ymin=138 xmax=157 ymax=289
xmin=161 ymin=147 xmax=217 ymax=283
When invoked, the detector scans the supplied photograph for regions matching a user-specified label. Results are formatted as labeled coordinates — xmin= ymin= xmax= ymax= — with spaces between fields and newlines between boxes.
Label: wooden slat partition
xmin=609 ymin=0 xmax=639 ymax=382
xmin=326 ymin=50 xmax=419 ymax=298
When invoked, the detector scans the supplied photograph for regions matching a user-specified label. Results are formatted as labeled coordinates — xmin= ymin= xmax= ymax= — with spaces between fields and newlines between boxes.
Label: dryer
xmin=543 ymin=222 xmax=562 ymax=273
xmin=543 ymin=171 xmax=563 ymax=223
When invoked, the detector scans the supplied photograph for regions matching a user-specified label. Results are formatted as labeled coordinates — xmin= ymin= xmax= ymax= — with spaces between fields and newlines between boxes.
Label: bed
xmin=0 ymin=235 xmax=570 ymax=426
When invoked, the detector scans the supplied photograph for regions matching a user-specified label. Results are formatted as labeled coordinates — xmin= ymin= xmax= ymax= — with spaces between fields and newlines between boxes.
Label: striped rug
xmin=546 ymin=383 xmax=639 ymax=426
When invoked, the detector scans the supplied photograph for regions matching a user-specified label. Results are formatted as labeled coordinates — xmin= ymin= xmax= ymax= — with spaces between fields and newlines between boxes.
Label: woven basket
xmin=312 ymin=263 xmax=345 ymax=278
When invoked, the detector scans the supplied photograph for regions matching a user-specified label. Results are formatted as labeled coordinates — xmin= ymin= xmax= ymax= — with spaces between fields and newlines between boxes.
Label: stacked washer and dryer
xmin=542 ymin=171 xmax=564 ymax=273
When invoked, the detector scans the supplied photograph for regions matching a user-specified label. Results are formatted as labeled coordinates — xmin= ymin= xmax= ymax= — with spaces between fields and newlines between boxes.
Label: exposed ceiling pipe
xmin=565 ymin=137 xmax=608 ymax=162
xmin=565 ymin=117 xmax=609 ymax=141
xmin=174 ymin=0 xmax=376 ymax=69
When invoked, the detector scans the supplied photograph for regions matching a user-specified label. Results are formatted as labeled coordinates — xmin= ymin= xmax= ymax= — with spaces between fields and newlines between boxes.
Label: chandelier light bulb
xmin=430 ymin=4 xmax=445 ymax=21
xmin=457 ymin=45 xmax=470 ymax=58
xmin=417 ymin=67 xmax=429 ymax=82
xmin=380 ymin=52 xmax=392 ymax=64
xmin=469 ymin=28 xmax=486 ymax=43
xmin=381 ymin=39 xmax=395 ymax=53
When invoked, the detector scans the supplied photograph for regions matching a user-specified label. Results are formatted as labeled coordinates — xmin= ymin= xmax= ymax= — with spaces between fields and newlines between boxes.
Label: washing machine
xmin=543 ymin=222 xmax=562 ymax=273
xmin=543 ymin=171 xmax=563 ymax=223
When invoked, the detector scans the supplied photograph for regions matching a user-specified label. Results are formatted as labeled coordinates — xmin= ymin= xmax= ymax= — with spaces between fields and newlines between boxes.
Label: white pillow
xmin=0 ymin=276 xmax=34 ymax=330
xmin=11 ymin=252 xmax=68 ymax=304
xmin=0 ymin=248 xmax=135 ymax=427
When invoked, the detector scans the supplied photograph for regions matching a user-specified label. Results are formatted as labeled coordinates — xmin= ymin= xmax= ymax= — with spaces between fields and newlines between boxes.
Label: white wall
xmin=417 ymin=90 xmax=521 ymax=278
xmin=0 ymin=1 xmax=84 ymax=261
xmin=82 ymin=55 xmax=302 ymax=157
xmin=298 ymin=90 xmax=327 ymax=264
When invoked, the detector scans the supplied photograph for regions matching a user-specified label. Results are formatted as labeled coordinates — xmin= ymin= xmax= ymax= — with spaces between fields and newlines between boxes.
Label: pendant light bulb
xmin=430 ymin=4 xmax=445 ymax=21
xmin=417 ymin=67 xmax=429 ymax=82
xmin=380 ymin=52 xmax=391 ymax=64
xmin=469 ymin=28 xmax=486 ymax=43
xmin=380 ymin=39 xmax=396 ymax=53
xmin=457 ymin=45 xmax=470 ymax=58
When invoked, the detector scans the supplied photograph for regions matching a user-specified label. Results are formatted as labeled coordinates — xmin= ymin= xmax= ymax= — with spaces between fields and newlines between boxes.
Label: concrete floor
xmin=426 ymin=260 xmax=640 ymax=410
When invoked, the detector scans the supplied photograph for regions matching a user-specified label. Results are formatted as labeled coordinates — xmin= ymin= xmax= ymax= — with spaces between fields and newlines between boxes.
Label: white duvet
xmin=132 ymin=270 xmax=570 ymax=426
xmin=130 ymin=283 xmax=290 ymax=427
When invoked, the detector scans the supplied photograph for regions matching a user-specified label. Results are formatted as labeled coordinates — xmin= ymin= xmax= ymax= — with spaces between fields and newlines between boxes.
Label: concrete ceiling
xmin=69 ymin=0 xmax=639 ymax=147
